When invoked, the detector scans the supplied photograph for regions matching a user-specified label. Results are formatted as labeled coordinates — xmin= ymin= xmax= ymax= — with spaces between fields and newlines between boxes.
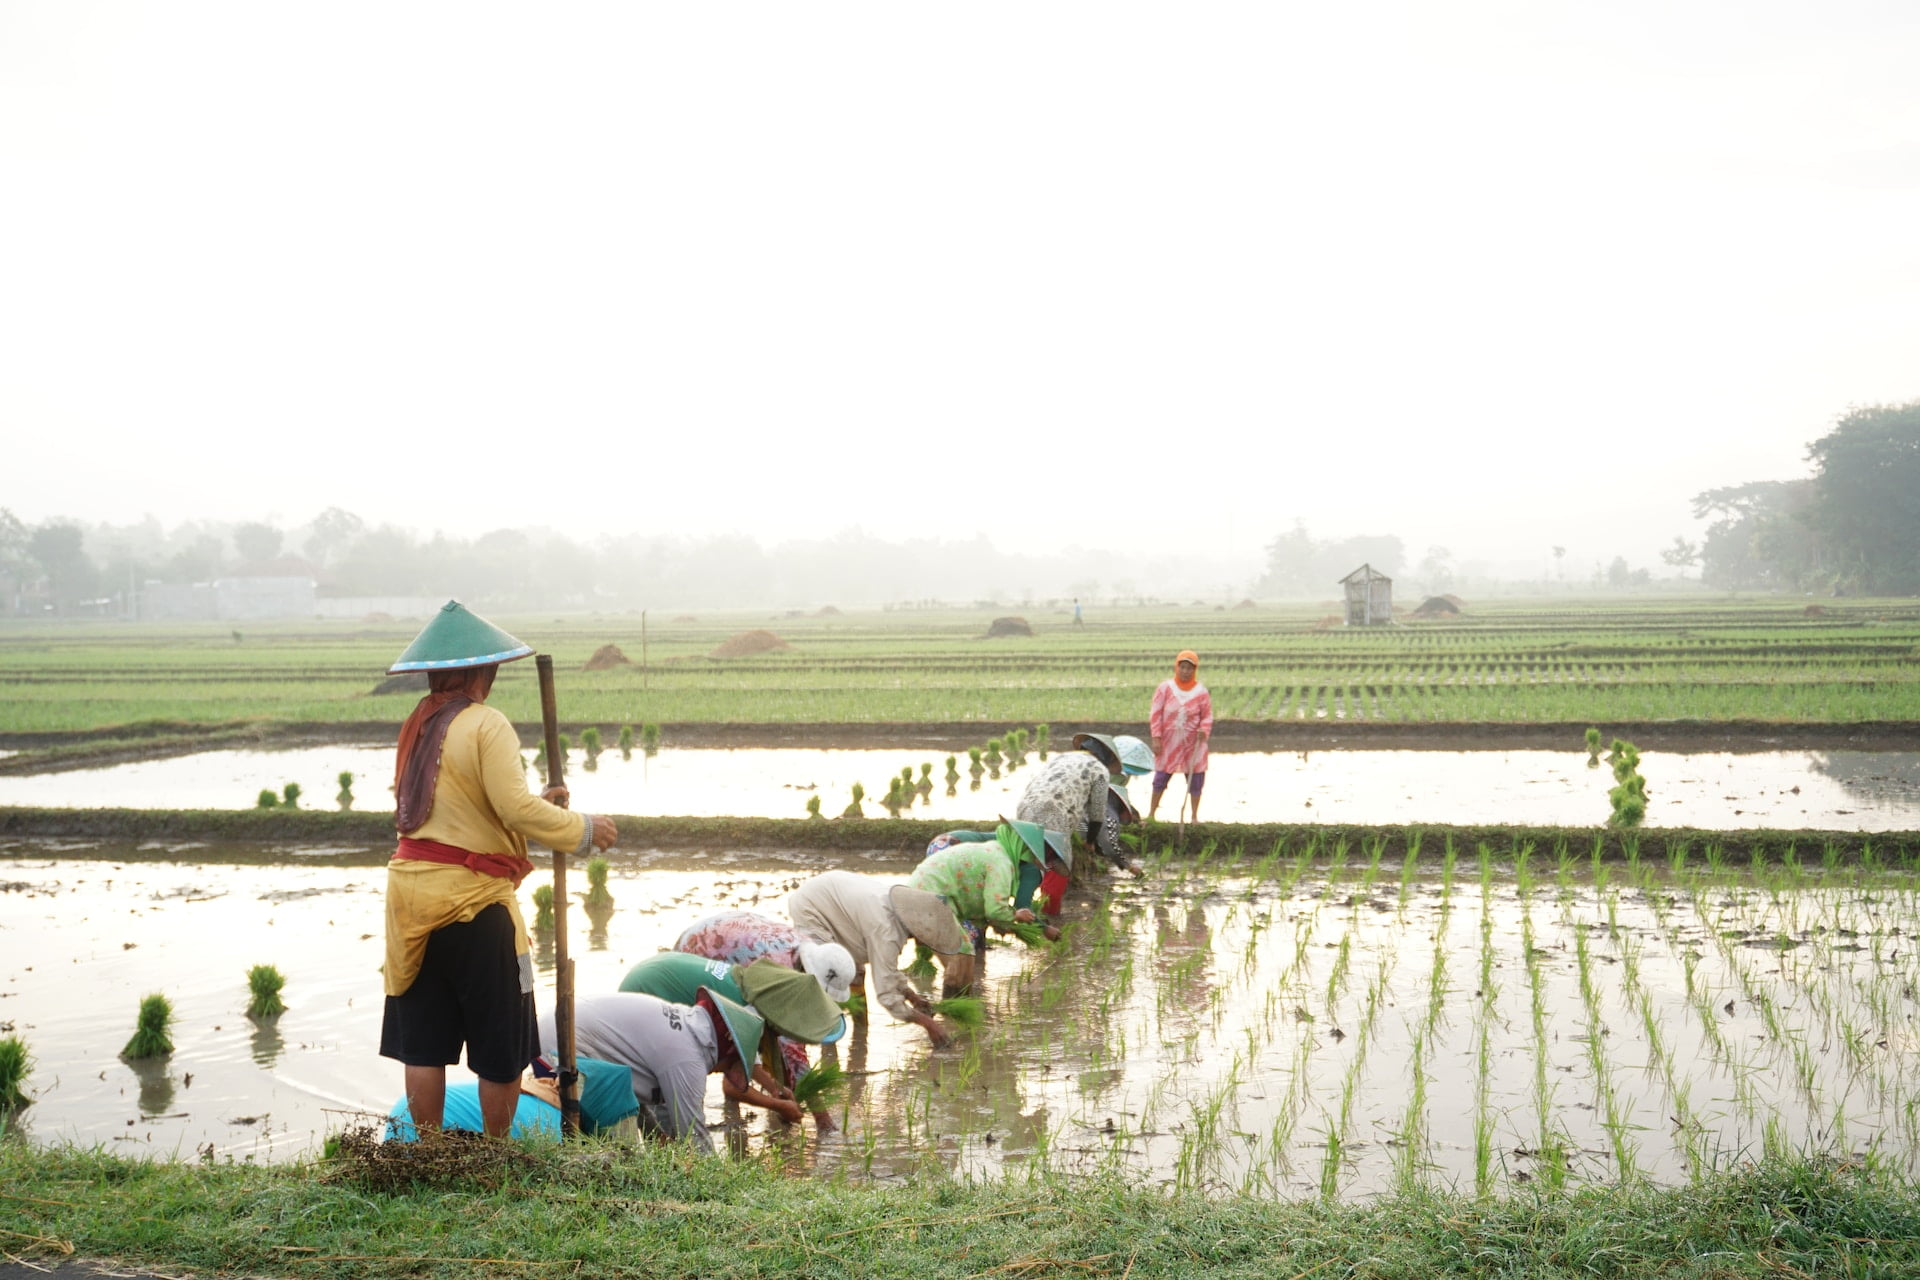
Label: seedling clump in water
xmin=531 ymin=884 xmax=555 ymax=934
xmin=122 ymin=993 xmax=175 ymax=1060
xmin=0 ymin=1035 xmax=29 ymax=1110
xmin=246 ymin=964 xmax=287 ymax=1019
xmin=585 ymin=857 xmax=614 ymax=909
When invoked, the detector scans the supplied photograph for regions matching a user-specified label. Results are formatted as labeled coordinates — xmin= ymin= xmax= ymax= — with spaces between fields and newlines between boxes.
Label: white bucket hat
xmin=797 ymin=940 xmax=855 ymax=1004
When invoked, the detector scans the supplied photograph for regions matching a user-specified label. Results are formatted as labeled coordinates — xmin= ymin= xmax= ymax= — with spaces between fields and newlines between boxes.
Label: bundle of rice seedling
xmin=1005 ymin=921 xmax=1054 ymax=949
xmin=905 ymin=942 xmax=938 ymax=981
xmin=122 ymin=993 xmax=175 ymax=1059
xmin=841 ymin=993 xmax=867 ymax=1017
xmin=532 ymin=884 xmax=555 ymax=933
xmin=929 ymin=996 xmax=986 ymax=1028
xmin=246 ymin=964 xmax=287 ymax=1019
xmin=0 ymin=1035 xmax=29 ymax=1110
xmin=790 ymin=1061 xmax=846 ymax=1110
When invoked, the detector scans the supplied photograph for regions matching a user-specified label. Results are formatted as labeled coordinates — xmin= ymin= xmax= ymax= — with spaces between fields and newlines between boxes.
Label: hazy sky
xmin=3 ymin=2 xmax=1916 ymax=577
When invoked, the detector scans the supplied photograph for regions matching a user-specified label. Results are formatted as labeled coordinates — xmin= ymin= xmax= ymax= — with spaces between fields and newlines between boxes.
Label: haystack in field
xmin=983 ymin=616 xmax=1033 ymax=638
xmin=584 ymin=644 xmax=632 ymax=670
xmin=816 ymin=605 xmax=842 ymax=617
xmin=710 ymin=629 xmax=791 ymax=658
xmin=1234 ymin=598 xmax=1258 ymax=610
xmin=1410 ymin=596 xmax=1461 ymax=619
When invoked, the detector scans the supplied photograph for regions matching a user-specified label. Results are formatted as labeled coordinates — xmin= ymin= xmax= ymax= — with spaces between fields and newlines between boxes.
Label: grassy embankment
xmin=3 ymin=1142 xmax=1917 ymax=1279
xmin=5 ymin=598 xmax=1920 ymax=737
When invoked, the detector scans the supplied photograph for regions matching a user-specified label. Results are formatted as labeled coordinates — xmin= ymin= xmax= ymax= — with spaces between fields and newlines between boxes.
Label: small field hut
xmin=1340 ymin=564 xmax=1393 ymax=626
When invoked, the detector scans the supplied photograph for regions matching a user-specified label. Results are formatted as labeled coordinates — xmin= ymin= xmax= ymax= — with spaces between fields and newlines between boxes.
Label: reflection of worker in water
xmin=617 ymin=951 xmax=848 ymax=1132
xmin=536 ymin=989 xmax=770 ymax=1154
xmin=788 ymin=871 xmax=975 ymax=1048
xmin=379 ymin=601 xmax=617 ymax=1138
xmin=672 ymin=910 xmax=856 ymax=1004
xmin=918 ymin=819 xmax=1070 ymax=940
xmin=1016 ymin=732 xmax=1150 ymax=877
xmin=1149 ymin=650 xmax=1213 ymax=821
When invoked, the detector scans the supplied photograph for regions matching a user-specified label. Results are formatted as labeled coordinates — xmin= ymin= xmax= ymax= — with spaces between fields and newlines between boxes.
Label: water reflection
xmin=127 ymin=1057 xmax=177 ymax=1116
xmin=249 ymin=1018 xmax=285 ymax=1069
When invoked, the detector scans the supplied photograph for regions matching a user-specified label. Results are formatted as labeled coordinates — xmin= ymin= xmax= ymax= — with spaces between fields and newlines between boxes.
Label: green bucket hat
xmin=388 ymin=600 xmax=535 ymax=675
xmin=697 ymin=986 xmax=768 ymax=1063
xmin=999 ymin=816 xmax=1071 ymax=869
xmin=735 ymin=959 xmax=847 ymax=1044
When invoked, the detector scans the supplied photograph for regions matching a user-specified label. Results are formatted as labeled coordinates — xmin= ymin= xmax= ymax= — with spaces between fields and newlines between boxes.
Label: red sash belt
xmin=395 ymin=836 xmax=534 ymax=889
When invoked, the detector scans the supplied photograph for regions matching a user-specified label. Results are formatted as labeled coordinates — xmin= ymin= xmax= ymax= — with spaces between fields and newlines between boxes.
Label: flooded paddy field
xmin=5 ymin=837 xmax=1920 ymax=1198
xmin=3 ymin=743 xmax=1919 ymax=830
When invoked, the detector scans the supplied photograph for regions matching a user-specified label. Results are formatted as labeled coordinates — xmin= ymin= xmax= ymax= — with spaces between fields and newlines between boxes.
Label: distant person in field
xmin=1073 ymin=598 xmax=1083 ymax=625
xmin=1015 ymin=732 xmax=1150 ymax=878
xmin=379 ymin=601 xmax=618 ymax=1138
xmin=1149 ymin=649 xmax=1214 ymax=821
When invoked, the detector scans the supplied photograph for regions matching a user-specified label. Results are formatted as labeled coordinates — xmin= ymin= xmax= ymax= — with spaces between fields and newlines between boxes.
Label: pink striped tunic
xmin=1149 ymin=680 xmax=1214 ymax=774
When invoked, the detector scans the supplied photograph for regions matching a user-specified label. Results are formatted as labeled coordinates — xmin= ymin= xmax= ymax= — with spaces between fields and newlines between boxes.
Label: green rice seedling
xmin=1002 ymin=921 xmax=1054 ymax=949
xmin=983 ymin=738 xmax=1003 ymax=770
xmin=805 ymin=794 xmax=823 ymax=819
xmin=917 ymin=762 xmax=933 ymax=795
xmin=943 ymin=755 xmax=959 ymax=785
xmin=929 ymin=996 xmax=986 ymax=1028
xmin=122 ymin=993 xmax=175 ymax=1059
xmin=790 ymin=1060 xmax=846 ymax=1110
xmin=0 ymin=1036 xmax=30 ymax=1110
xmin=1034 ymin=723 xmax=1049 ymax=756
xmin=1585 ymin=726 xmax=1603 ymax=764
xmin=618 ymin=724 xmax=634 ymax=757
xmin=641 ymin=723 xmax=661 ymax=755
xmin=880 ymin=779 xmax=905 ymax=818
xmin=531 ymin=883 xmax=555 ymax=933
xmin=581 ymin=726 xmax=601 ymax=758
xmin=336 ymin=770 xmax=354 ymax=807
xmin=246 ymin=964 xmax=286 ymax=1019
xmin=905 ymin=942 xmax=937 ymax=981
xmin=280 ymin=781 xmax=301 ymax=807
xmin=585 ymin=857 xmax=613 ymax=909
xmin=255 ymin=788 xmax=279 ymax=809
xmin=842 ymin=781 xmax=866 ymax=819
xmin=841 ymin=992 xmax=866 ymax=1017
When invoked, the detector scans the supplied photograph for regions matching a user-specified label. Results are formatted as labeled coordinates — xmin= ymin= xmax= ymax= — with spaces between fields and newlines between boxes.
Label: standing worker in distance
xmin=1149 ymin=649 xmax=1214 ymax=821
xmin=379 ymin=600 xmax=618 ymax=1137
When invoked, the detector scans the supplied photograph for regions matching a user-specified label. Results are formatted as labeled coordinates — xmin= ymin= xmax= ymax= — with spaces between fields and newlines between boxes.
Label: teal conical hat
xmin=698 ymin=986 xmax=768 ymax=1062
xmin=388 ymin=600 xmax=534 ymax=675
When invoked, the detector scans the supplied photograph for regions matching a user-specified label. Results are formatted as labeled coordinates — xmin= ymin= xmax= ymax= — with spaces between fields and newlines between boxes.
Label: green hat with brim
xmin=698 ymin=986 xmax=768 ymax=1063
xmin=888 ymin=885 xmax=973 ymax=956
xmin=736 ymin=959 xmax=847 ymax=1044
xmin=1108 ymin=783 xmax=1140 ymax=823
xmin=388 ymin=600 xmax=535 ymax=675
xmin=1000 ymin=816 xmax=1071 ymax=870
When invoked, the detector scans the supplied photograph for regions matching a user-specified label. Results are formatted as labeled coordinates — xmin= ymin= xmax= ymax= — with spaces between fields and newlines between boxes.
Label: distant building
xmin=1340 ymin=564 xmax=1393 ymax=626
xmin=141 ymin=576 xmax=316 ymax=621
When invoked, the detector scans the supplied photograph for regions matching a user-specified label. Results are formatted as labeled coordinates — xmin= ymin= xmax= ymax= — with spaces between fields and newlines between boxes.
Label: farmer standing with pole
xmin=379 ymin=601 xmax=616 ymax=1138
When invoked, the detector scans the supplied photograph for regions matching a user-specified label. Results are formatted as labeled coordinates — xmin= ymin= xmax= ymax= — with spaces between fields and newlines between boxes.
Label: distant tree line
xmin=0 ymin=507 xmax=1248 ymax=616
xmin=1679 ymin=400 xmax=1920 ymax=594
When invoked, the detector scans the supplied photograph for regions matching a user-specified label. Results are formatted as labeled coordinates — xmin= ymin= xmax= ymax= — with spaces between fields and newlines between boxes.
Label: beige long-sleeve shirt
xmin=787 ymin=871 xmax=918 ymax=1022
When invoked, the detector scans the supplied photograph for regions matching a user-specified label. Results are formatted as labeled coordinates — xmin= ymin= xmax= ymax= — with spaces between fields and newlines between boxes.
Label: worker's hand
xmin=590 ymin=815 xmax=617 ymax=850
xmin=772 ymin=1098 xmax=805 ymax=1125
xmin=1013 ymin=908 xmax=1036 ymax=924
xmin=902 ymin=990 xmax=933 ymax=1014
xmin=918 ymin=1014 xmax=952 ymax=1050
xmin=542 ymin=785 xmax=570 ymax=808
xmin=1043 ymin=925 xmax=1062 ymax=942
xmin=1125 ymin=862 xmax=1146 ymax=880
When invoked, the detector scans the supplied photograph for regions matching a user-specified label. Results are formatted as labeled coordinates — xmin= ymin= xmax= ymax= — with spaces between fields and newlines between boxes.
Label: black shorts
xmin=379 ymin=902 xmax=535 ymax=1084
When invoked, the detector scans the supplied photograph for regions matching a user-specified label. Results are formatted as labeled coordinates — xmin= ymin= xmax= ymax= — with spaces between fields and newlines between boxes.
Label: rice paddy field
xmin=2 ymin=596 xmax=1920 ymax=734
xmin=5 ymin=595 xmax=1920 ymax=1222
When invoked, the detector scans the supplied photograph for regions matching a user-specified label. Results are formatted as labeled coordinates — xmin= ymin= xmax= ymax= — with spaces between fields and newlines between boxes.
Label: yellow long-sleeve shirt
xmin=383 ymin=702 xmax=589 ymax=996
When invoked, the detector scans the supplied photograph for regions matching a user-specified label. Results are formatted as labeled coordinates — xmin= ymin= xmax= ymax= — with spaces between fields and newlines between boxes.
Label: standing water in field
xmin=4 ymin=746 xmax=1920 ymax=830
xmin=4 ymin=840 xmax=1919 ymax=1197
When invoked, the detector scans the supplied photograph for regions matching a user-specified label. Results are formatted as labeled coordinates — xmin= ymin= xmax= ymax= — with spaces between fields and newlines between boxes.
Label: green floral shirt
xmin=907 ymin=838 xmax=1020 ymax=927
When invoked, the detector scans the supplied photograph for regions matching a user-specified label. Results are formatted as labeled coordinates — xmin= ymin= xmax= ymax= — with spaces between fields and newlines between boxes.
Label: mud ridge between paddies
xmin=4 ymin=718 xmax=1918 ymax=777
xmin=2 ymin=807 xmax=1916 ymax=868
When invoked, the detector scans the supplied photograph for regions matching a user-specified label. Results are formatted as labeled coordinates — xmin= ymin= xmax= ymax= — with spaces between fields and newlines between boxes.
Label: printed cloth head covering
xmin=796 ymin=940 xmax=855 ymax=1003
xmin=392 ymin=663 xmax=498 ymax=833
xmin=389 ymin=600 xmax=535 ymax=675
xmin=736 ymin=959 xmax=847 ymax=1043
xmin=888 ymin=885 xmax=973 ymax=956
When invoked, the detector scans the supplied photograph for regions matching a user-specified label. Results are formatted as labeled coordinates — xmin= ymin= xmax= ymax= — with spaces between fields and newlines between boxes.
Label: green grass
xmin=3 ymin=1144 xmax=1916 ymax=1280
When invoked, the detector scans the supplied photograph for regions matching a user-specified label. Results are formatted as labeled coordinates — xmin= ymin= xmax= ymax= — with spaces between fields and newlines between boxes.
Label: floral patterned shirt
xmin=1016 ymin=753 xmax=1129 ymax=869
xmin=907 ymin=840 xmax=1019 ymax=928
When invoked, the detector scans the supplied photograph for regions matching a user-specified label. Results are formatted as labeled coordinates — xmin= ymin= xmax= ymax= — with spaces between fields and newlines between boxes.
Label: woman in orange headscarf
xmin=1148 ymin=649 xmax=1213 ymax=821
